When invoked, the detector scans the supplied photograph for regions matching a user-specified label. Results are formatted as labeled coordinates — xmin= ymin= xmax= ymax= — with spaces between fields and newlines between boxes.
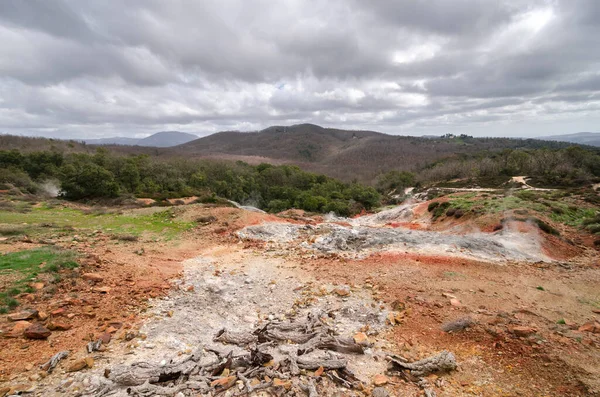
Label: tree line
xmin=416 ymin=146 xmax=600 ymax=186
xmin=0 ymin=148 xmax=380 ymax=216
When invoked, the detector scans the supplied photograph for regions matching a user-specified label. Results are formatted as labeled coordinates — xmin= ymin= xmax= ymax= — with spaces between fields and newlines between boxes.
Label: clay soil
xmin=1 ymin=202 xmax=599 ymax=396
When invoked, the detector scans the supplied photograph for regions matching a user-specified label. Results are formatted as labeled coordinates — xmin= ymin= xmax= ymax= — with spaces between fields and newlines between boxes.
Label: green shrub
xmin=428 ymin=202 xmax=440 ymax=212
xmin=432 ymin=202 xmax=451 ymax=219
xmin=530 ymin=218 xmax=560 ymax=236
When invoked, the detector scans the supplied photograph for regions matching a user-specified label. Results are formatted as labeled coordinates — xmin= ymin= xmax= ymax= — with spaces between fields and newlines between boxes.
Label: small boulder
xmin=67 ymin=359 xmax=88 ymax=373
xmin=47 ymin=321 xmax=72 ymax=331
xmin=510 ymin=326 xmax=537 ymax=337
xmin=92 ymin=286 xmax=111 ymax=294
xmin=82 ymin=273 xmax=104 ymax=282
xmin=99 ymin=332 xmax=112 ymax=344
xmin=24 ymin=323 xmax=51 ymax=340
xmin=333 ymin=288 xmax=350 ymax=297
xmin=8 ymin=310 xmax=38 ymax=322
xmin=450 ymin=298 xmax=462 ymax=307
xmin=51 ymin=308 xmax=65 ymax=316
xmin=373 ymin=374 xmax=389 ymax=386
xmin=578 ymin=321 xmax=600 ymax=334
xmin=8 ymin=321 xmax=32 ymax=338
xmin=37 ymin=311 xmax=49 ymax=321
xmin=353 ymin=332 xmax=370 ymax=346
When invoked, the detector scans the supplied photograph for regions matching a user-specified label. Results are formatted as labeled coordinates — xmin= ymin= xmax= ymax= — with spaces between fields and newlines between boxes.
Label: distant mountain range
xmin=84 ymin=131 xmax=199 ymax=147
xmin=538 ymin=132 xmax=600 ymax=147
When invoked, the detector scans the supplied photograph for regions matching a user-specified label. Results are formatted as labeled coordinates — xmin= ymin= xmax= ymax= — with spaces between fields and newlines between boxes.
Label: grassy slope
xmin=0 ymin=204 xmax=194 ymax=240
xmin=0 ymin=248 xmax=78 ymax=313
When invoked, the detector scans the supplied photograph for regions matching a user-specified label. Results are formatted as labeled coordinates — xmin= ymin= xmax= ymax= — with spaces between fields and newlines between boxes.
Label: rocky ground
xmin=0 ymin=199 xmax=599 ymax=396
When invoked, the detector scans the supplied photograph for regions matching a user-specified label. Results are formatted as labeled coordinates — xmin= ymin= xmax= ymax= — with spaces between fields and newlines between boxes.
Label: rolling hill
xmin=174 ymin=124 xmax=577 ymax=182
xmin=538 ymin=132 xmax=600 ymax=147
xmin=1 ymin=124 xmax=585 ymax=183
xmin=84 ymin=131 xmax=199 ymax=147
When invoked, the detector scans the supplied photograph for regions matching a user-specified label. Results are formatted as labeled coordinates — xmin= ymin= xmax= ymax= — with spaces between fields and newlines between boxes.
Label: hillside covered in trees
xmin=0 ymin=148 xmax=380 ymax=216
xmin=172 ymin=124 xmax=580 ymax=182
xmin=2 ymin=124 xmax=583 ymax=185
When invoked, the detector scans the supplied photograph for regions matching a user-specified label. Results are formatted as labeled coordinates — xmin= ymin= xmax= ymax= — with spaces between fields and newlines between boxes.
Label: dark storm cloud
xmin=0 ymin=0 xmax=599 ymax=138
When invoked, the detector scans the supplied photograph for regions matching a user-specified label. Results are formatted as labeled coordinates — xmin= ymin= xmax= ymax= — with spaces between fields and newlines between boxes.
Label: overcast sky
xmin=1 ymin=0 xmax=599 ymax=139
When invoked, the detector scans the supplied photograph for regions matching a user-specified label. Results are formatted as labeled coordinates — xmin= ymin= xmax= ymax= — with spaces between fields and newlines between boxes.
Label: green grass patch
xmin=0 ymin=205 xmax=194 ymax=240
xmin=440 ymin=191 xmax=596 ymax=228
xmin=0 ymin=248 xmax=79 ymax=312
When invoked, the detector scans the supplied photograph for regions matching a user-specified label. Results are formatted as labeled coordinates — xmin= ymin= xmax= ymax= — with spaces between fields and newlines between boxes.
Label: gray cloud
xmin=0 ymin=0 xmax=599 ymax=139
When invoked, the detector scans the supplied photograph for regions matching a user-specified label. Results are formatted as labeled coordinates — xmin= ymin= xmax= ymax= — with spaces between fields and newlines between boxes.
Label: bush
xmin=432 ymin=202 xmax=451 ymax=219
xmin=530 ymin=218 xmax=560 ymax=236
xmin=446 ymin=208 xmax=456 ymax=217
xmin=587 ymin=225 xmax=600 ymax=234
xmin=112 ymin=234 xmax=139 ymax=242
xmin=376 ymin=170 xmax=415 ymax=194
xmin=454 ymin=209 xmax=465 ymax=218
xmin=428 ymin=202 xmax=440 ymax=212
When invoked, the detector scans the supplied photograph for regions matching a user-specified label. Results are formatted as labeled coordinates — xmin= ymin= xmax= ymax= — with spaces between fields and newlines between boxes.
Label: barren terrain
xmin=1 ymin=193 xmax=600 ymax=396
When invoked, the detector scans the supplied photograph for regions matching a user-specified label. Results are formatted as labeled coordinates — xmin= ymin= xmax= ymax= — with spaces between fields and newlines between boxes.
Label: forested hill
xmin=1 ymin=124 xmax=583 ymax=183
xmin=174 ymin=124 xmax=578 ymax=182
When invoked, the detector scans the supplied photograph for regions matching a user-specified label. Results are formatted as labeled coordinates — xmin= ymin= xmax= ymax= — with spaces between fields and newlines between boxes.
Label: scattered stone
xmin=108 ymin=321 xmax=123 ymax=329
xmin=373 ymin=374 xmax=389 ymax=386
xmin=67 ymin=359 xmax=88 ymax=373
xmin=37 ymin=311 xmax=49 ymax=321
xmin=450 ymin=298 xmax=462 ymax=307
xmin=82 ymin=273 xmax=104 ymax=282
xmin=353 ymin=332 xmax=370 ymax=346
xmin=31 ymin=282 xmax=44 ymax=291
xmin=333 ymin=288 xmax=350 ymax=297
xmin=372 ymin=387 xmax=390 ymax=397
xmin=85 ymin=357 xmax=94 ymax=368
xmin=314 ymin=366 xmax=324 ymax=377
xmin=51 ymin=308 xmax=65 ymax=316
xmin=24 ymin=324 xmax=51 ymax=340
xmin=211 ymin=376 xmax=237 ymax=389
xmin=442 ymin=293 xmax=457 ymax=299
xmin=442 ymin=317 xmax=474 ymax=333
xmin=47 ymin=321 xmax=72 ymax=331
xmin=8 ymin=321 xmax=32 ymax=338
xmin=8 ymin=310 xmax=38 ymax=321
xmin=510 ymin=326 xmax=537 ymax=337
xmin=92 ymin=286 xmax=111 ymax=294
xmin=578 ymin=321 xmax=600 ymax=334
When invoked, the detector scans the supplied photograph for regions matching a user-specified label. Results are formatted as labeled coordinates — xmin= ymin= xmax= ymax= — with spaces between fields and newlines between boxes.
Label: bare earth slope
xmin=1 ymin=198 xmax=599 ymax=396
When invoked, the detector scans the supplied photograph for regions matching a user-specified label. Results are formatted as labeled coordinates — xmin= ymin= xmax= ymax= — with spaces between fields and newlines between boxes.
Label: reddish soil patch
xmin=305 ymin=251 xmax=600 ymax=395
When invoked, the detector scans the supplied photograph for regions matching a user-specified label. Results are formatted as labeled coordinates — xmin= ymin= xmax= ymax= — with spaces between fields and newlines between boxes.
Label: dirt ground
xmin=1 ymin=201 xmax=599 ymax=396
